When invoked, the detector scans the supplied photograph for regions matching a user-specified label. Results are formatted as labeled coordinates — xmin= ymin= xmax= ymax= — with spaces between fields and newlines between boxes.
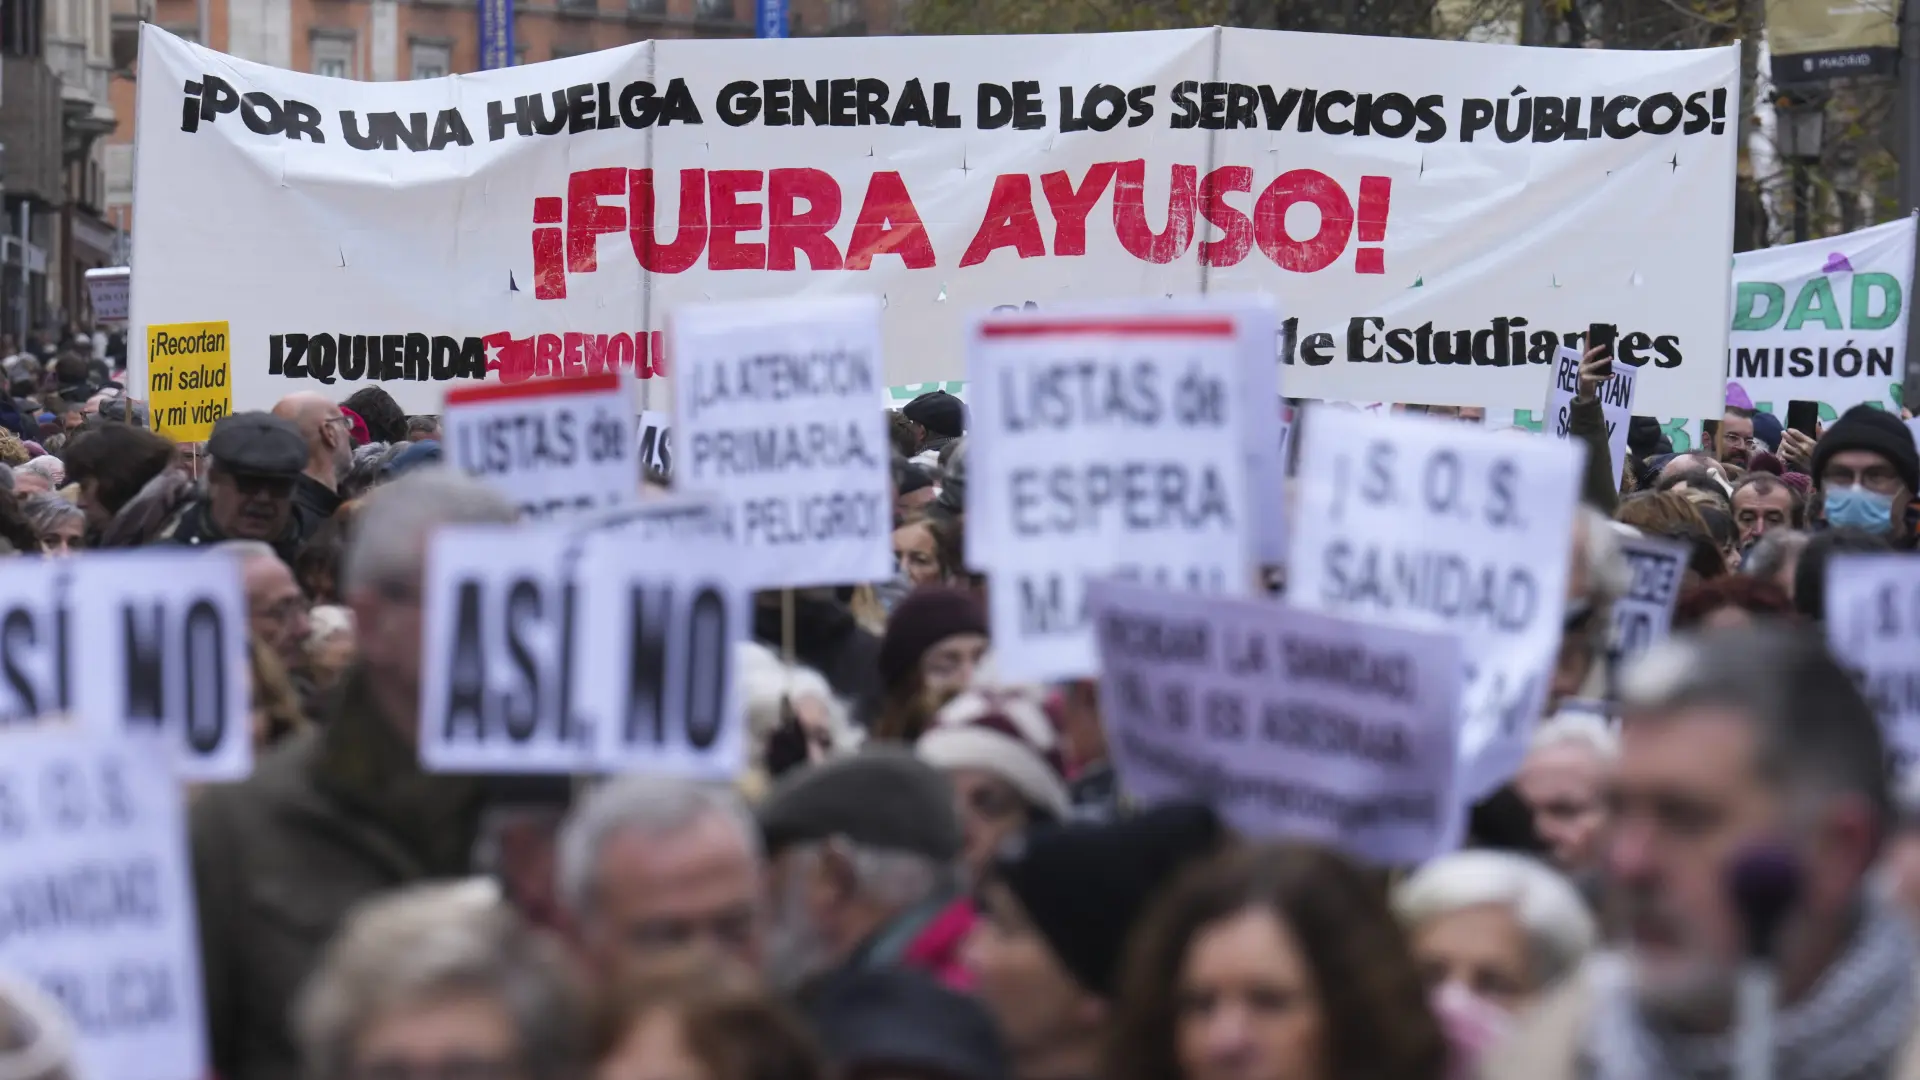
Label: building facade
xmin=1 ymin=0 xmax=132 ymax=346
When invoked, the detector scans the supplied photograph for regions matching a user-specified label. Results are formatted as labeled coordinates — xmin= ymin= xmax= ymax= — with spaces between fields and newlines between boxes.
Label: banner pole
xmin=780 ymin=588 xmax=797 ymax=665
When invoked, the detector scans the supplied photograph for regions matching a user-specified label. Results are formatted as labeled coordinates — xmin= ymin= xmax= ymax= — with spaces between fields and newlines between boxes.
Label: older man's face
xmin=1607 ymin=705 xmax=1875 ymax=1023
xmin=208 ymin=469 xmax=294 ymax=540
xmin=577 ymin=815 xmax=764 ymax=986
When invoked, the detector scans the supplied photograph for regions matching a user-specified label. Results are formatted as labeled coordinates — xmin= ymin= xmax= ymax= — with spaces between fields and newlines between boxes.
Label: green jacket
xmin=191 ymin=668 xmax=485 ymax=1080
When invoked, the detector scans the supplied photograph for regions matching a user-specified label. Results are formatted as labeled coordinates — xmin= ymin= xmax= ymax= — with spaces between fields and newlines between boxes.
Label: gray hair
xmin=556 ymin=775 xmax=761 ymax=919
xmin=16 ymin=457 xmax=64 ymax=486
xmin=20 ymin=493 xmax=81 ymax=538
xmin=1530 ymin=709 xmax=1618 ymax=761
xmin=775 ymin=838 xmax=949 ymax=917
xmin=294 ymin=882 xmax=584 ymax=1080
xmin=342 ymin=469 xmax=515 ymax=594
xmin=0 ymin=465 xmax=15 ymax=493
xmin=1621 ymin=625 xmax=1891 ymax=834
xmin=737 ymin=641 xmax=861 ymax=772
xmin=217 ymin=539 xmax=282 ymax=564
xmin=1395 ymin=850 xmax=1597 ymax=989
xmin=1745 ymin=528 xmax=1810 ymax=582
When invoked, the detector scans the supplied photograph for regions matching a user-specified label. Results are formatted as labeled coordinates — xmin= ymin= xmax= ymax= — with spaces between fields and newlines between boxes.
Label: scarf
xmin=1585 ymin=899 xmax=1918 ymax=1080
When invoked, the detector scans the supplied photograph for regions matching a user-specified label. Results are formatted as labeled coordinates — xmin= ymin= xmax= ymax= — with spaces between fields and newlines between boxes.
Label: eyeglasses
xmin=1720 ymin=431 xmax=1752 ymax=448
xmin=623 ymin=906 xmax=759 ymax=953
xmin=226 ymin=474 xmax=295 ymax=498
xmin=1823 ymin=462 xmax=1904 ymax=496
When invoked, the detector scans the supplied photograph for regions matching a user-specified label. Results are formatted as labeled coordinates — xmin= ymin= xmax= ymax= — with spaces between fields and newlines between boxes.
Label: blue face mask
xmin=1824 ymin=484 xmax=1895 ymax=533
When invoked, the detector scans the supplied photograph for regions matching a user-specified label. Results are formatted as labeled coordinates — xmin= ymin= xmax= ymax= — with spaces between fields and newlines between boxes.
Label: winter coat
xmin=190 ymin=668 xmax=486 ymax=1080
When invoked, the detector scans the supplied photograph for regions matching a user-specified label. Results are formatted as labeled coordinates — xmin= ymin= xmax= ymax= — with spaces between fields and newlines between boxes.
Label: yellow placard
xmin=147 ymin=321 xmax=232 ymax=443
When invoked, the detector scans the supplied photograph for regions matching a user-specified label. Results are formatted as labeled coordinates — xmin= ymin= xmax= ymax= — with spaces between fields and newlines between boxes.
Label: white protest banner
xmin=1729 ymin=216 xmax=1914 ymax=421
xmin=1825 ymin=554 xmax=1920 ymax=771
xmin=637 ymin=410 xmax=673 ymax=477
xmin=967 ymin=307 xmax=1255 ymax=682
xmin=420 ymin=502 xmax=746 ymax=774
xmin=420 ymin=524 xmax=594 ymax=773
xmin=0 ymin=554 xmax=249 ymax=781
xmin=443 ymin=372 xmax=636 ymax=521
xmin=673 ymin=296 xmax=892 ymax=590
xmin=1546 ymin=344 xmax=1637 ymax=487
xmin=131 ymin=26 xmax=1734 ymax=419
xmin=1611 ymin=532 xmax=1688 ymax=661
xmin=1088 ymin=577 xmax=1463 ymax=864
xmin=0 ymin=727 xmax=206 ymax=1080
xmin=71 ymin=551 xmax=252 ymax=782
xmin=1288 ymin=406 xmax=1581 ymax=799
xmin=573 ymin=500 xmax=747 ymax=778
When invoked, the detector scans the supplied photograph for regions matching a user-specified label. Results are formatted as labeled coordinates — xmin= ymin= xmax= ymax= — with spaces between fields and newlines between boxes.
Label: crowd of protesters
xmin=0 ymin=327 xmax=1918 ymax=1080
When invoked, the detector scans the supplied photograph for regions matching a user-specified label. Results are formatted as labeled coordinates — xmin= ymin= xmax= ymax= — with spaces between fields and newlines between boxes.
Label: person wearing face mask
xmin=1809 ymin=403 xmax=1918 ymax=546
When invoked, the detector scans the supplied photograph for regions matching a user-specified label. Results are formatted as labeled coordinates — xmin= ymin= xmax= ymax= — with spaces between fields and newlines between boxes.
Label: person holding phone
xmin=1808 ymin=403 xmax=1919 ymax=545
xmin=1568 ymin=343 xmax=1623 ymax=513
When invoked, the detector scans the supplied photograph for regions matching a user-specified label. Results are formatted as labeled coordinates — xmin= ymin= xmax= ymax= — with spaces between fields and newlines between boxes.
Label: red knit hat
xmin=917 ymin=687 xmax=1069 ymax=818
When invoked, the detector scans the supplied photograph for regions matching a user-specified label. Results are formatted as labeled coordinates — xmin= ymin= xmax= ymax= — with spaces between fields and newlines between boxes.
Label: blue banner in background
xmin=755 ymin=0 xmax=786 ymax=37
xmin=479 ymin=0 xmax=515 ymax=69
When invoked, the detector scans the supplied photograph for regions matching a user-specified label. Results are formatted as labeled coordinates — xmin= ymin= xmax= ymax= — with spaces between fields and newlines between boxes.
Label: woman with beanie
xmin=874 ymin=586 xmax=987 ymax=742
xmin=965 ymin=804 xmax=1228 ymax=1080
xmin=917 ymin=687 xmax=1070 ymax=883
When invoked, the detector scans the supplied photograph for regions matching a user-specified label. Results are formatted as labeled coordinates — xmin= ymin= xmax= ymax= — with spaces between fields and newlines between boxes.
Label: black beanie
xmin=878 ymin=586 xmax=986 ymax=691
xmin=904 ymin=390 xmax=967 ymax=439
xmin=992 ymin=803 xmax=1226 ymax=999
xmin=1811 ymin=403 xmax=1919 ymax=494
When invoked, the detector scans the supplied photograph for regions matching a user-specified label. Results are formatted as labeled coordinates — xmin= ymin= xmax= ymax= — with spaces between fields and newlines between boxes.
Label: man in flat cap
xmin=158 ymin=411 xmax=310 ymax=564
xmin=758 ymin=748 xmax=968 ymax=996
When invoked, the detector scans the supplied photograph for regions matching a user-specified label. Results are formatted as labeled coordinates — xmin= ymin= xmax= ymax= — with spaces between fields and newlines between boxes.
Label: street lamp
xmin=1776 ymin=97 xmax=1827 ymax=243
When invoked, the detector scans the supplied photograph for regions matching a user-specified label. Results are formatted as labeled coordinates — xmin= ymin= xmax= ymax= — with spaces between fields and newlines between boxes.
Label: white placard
xmin=673 ymin=297 xmax=892 ymax=590
xmin=1288 ymin=406 xmax=1581 ymax=799
xmin=85 ymin=266 xmax=130 ymax=323
xmin=1611 ymin=532 xmax=1688 ymax=660
xmin=637 ymin=409 xmax=673 ymax=477
xmin=1546 ymin=345 xmax=1637 ymax=488
xmin=0 ymin=553 xmax=251 ymax=781
xmin=419 ymin=501 xmax=746 ymax=775
xmin=1089 ymin=578 xmax=1463 ymax=864
xmin=443 ymin=373 xmax=637 ymax=521
xmin=967 ymin=305 xmax=1255 ymax=682
xmin=0 ymin=726 xmax=207 ymax=1080
xmin=131 ymin=26 xmax=1735 ymax=420
xmin=574 ymin=501 xmax=747 ymax=778
xmin=419 ymin=524 xmax=592 ymax=773
xmin=1825 ymin=554 xmax=1920 ymax=772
